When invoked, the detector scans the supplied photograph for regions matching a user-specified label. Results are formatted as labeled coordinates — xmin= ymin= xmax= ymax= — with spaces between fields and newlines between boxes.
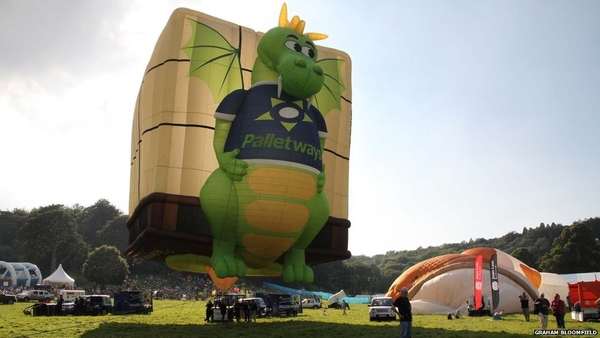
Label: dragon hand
xmin=217 ymin=149 xmax=248 ymax=181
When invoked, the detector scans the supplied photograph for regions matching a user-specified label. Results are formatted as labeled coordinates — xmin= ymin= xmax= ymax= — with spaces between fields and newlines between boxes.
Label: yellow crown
xmin=278 ymin=3 xmax=328 ymax=41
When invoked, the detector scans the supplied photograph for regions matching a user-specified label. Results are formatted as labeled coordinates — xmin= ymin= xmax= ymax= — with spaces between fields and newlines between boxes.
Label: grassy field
xmin=0 ymin=300 xmax=599 ymax=337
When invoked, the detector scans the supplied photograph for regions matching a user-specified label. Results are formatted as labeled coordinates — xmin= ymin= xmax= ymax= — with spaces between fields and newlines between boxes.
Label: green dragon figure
xmin=166 ymin=3 xmax=346 ymax=284
xmin=202 ymin=4 xmax=330 ymax=284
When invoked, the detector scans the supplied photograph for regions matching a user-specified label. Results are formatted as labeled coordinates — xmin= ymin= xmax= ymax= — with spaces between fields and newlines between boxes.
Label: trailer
xmin=255 ymin=292 xmax=299 ymax=316
xmin=113 ymin=290 xmax=153 ymax=315
xmin=59 ymin=290 xmax=85 ymax=302
xmin=568 ymin=281 xmax=600 ymax=322
xmin=328 ymin=290 xmax=346 ymax=309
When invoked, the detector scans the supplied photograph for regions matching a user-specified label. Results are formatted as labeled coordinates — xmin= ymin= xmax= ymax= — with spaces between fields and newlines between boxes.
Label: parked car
xmin=301 ymin=298 xmax=322 ymax=309
xmin=368 ymin=296 xmax=396 ymax=321
xmin=0 ymin=291 xmax=17 ymax=304
xmin=16 ymin=290 xmax=54 ymax=302
xmin=83 ymin=295 xmax=113 ymax=315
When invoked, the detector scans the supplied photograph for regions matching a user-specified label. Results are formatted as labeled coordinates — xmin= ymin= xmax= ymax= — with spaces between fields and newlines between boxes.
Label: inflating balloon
xmin=125 ymin=3 xmax=352 ymax=288
xmin=386 ymin=248 xmax=568 ymax=315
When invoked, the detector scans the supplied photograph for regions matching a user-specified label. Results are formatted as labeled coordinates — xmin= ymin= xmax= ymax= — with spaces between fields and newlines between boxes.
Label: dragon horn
xmin=279 ymin=3 xmax=289 ymax=27
xmin=306 ymin=33 xmax=328 ymax=41
xmin=289 ymin=15 xmax=301 ymax=32
xmin=295 ymin=20 xmax=306 ymax=35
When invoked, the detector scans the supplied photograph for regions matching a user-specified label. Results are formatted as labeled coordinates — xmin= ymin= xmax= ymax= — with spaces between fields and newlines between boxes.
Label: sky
xmin=1 ymin=0 xmax=599 ymax=257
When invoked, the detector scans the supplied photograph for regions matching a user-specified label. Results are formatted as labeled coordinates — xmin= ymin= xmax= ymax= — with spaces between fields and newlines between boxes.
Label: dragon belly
xmin=238 ymin=166 xmax=317 ymax=267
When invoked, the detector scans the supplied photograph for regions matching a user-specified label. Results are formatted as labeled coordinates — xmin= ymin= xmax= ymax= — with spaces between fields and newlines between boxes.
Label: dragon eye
xmin=302 ymin=47 xmax=315 ymax=58
xmin=285 ymin=41 xmax=302 ymax=52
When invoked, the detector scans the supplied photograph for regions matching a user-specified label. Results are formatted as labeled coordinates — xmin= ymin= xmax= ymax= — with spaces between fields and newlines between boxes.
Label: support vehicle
xmin=255 ymin=292 xmax=299 ymax=316
xmin=368 ymin=296 xmax=396 ymax=321
xmin=328 ymin=290 xmax=346 ymax=309
xmin=0 ymin=291 xmax=17 ymax=304
xmin=568 ymin=281 xmax=600 ymax=321
xmin=16 ymin=290 xmax=54 ymax=302
xmin=113 ymin=290 xmax=153 ymax=315
xmin=301 ymin=298 xmax=322 ymax=309
xmin=59 ymin=290 xmax=85 ymax=302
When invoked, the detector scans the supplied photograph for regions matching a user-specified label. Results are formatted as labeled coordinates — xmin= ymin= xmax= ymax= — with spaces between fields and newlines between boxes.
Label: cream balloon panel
xmin=130 ymin=8 xmax=352 ymax=220
xmin=414 ymin=268 xmax=533 ymax=314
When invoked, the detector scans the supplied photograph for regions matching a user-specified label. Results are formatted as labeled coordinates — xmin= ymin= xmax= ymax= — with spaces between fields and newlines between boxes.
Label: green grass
xmin=0 ymin=300 xmax=598 ymax=337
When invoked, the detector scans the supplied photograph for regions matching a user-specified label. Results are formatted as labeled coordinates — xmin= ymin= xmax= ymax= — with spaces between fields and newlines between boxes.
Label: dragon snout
xmin=294 ymin=59 xmax=323 ymax=76
xmin=312 ymin=63 xmax=323 ymax=76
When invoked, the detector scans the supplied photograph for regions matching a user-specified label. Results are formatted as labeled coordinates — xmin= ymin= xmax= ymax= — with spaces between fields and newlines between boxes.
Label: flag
xmin=474 ymin=254 xmax=483 ymax=310
xmin=490 ymin=253 xmax=499 ymax=310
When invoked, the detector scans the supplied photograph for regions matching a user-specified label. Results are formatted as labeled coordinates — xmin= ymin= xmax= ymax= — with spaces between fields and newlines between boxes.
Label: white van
xmin=59 ymin=289 xmax=85 ymax=302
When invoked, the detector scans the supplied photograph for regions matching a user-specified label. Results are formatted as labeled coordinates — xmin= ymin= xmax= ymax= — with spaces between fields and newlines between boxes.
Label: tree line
xmin=1 ymin=200 xmax=599 ymax=295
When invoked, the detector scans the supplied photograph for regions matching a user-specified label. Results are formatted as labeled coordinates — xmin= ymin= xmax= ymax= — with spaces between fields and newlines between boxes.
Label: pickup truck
xmin=301 ymin=298 xmax=322 ymax=309
xmin=16 ymin=290 xmax=55 ymax=302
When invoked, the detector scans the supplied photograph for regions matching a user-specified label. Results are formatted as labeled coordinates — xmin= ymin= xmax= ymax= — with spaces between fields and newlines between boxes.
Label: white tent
xmin=43 ymin=264 xmax=75 ymax=287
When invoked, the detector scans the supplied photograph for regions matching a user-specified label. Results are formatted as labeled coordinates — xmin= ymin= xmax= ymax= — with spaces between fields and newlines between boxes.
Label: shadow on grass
xmin=79 ymin=321 xmax=534 ymax=338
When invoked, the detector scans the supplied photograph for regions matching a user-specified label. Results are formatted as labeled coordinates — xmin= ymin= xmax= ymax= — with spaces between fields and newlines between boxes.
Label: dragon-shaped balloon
xmin=147 ymin=3 xmax=348 ymax=285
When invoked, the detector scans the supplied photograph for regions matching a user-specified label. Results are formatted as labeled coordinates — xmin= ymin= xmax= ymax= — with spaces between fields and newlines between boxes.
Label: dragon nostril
xmin=313 ymin=64 xmax=323 ymax=76
xmin=294 ymin=59 xmax=307 ymax=68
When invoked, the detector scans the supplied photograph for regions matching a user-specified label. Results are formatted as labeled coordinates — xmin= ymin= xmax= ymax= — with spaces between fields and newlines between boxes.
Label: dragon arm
xmin=213 ymin=119 xmax=248 ymax=181
xmin=317 ymin=137 xmax=326 ymax=193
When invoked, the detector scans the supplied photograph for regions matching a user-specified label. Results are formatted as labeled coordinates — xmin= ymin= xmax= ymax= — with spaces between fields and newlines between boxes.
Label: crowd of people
xmin=205 ymin=299 xmax=260 ymax=323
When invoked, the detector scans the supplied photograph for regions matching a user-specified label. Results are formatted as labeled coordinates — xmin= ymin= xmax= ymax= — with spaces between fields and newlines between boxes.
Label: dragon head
xmin=253 ymin=3 xmax=328 ymax=100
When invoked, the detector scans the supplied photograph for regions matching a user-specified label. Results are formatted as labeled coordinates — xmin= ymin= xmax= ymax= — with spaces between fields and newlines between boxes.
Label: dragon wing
xmin=314 ymin=58 xmax=347 ymax=117
xmin=181 ymin=18 xmax=244 ymax=103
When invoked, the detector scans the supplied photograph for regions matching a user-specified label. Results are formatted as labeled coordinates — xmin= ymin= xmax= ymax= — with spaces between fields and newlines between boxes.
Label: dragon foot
xmin=211 ymin=254 xmax=247 ymax=278
xmin=283 ymin=262 xmax=314 ymax=283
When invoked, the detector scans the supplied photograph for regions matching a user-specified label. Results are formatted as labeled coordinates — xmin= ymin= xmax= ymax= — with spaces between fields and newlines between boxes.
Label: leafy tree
xmin=539 ymin=223 xmax=600 ymax=273
xmin=82 ymin=245 xmax=129 ymax=287
xmin=578 ymin=217 xmax=600 ymax=241
xmin=528 ymin=237 xmax=551 ymax=262
xmin=14 ymin=205 xmax=87 ymax=273
xmin=0 ymin=209 xmax=28 ymax=260
xmin=344 ymin=261 xmax=381 ymax=295
xmin=510 ymin=247 xmax=537 ymax=269
xmin=93 ymin=214 xmax=129 ymax=251
xmin=77 ymin=199 xmax=122 ymax=244
xmin=312 ymin=260 xmax=348 ymax=291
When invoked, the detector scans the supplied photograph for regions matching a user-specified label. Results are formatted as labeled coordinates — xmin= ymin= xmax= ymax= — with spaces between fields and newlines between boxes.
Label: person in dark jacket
xmin=519 ymin=291 xmax=530 ymax=321
xmin=551 ymin=293 xmax=566 ymax=329
xmin=56 ymin=295 xmax=64 ymax=316
xmin=205 ymin=300 xmax=214 ymax=323
xmin=534 ymin=292 xmax=551 ymax=330
xmin=393 ymin=287 xmax=412 ymax=338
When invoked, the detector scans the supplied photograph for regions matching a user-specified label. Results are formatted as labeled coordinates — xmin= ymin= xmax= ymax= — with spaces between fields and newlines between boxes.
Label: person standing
xmin=205 ymin=300 xmax=214 ymax=323
xmin=551 ymin=293 xmax=566 ymax=329
xmin=393 ymin=287 xmax=412 ymax=338
xmin=56 ymin=294 xmax=64 ymax=316
xmin=219 ymin=301 xmax=227 ymax=320
xmin=249 ymin=300 xmax=258 ymax=322
xmin=534 ymin=292 xmax=551 ymax=330
xmin=518 ymin=291 xmax=530 ymax=321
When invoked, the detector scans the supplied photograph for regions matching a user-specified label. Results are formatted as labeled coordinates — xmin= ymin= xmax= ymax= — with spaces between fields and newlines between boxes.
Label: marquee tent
xmin=43 ymin=264 xmax=75 ymax=287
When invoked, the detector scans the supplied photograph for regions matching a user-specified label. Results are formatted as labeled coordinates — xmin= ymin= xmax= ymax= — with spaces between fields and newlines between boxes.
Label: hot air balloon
xmin=125 ymin=3 xmax=352 ymax=289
